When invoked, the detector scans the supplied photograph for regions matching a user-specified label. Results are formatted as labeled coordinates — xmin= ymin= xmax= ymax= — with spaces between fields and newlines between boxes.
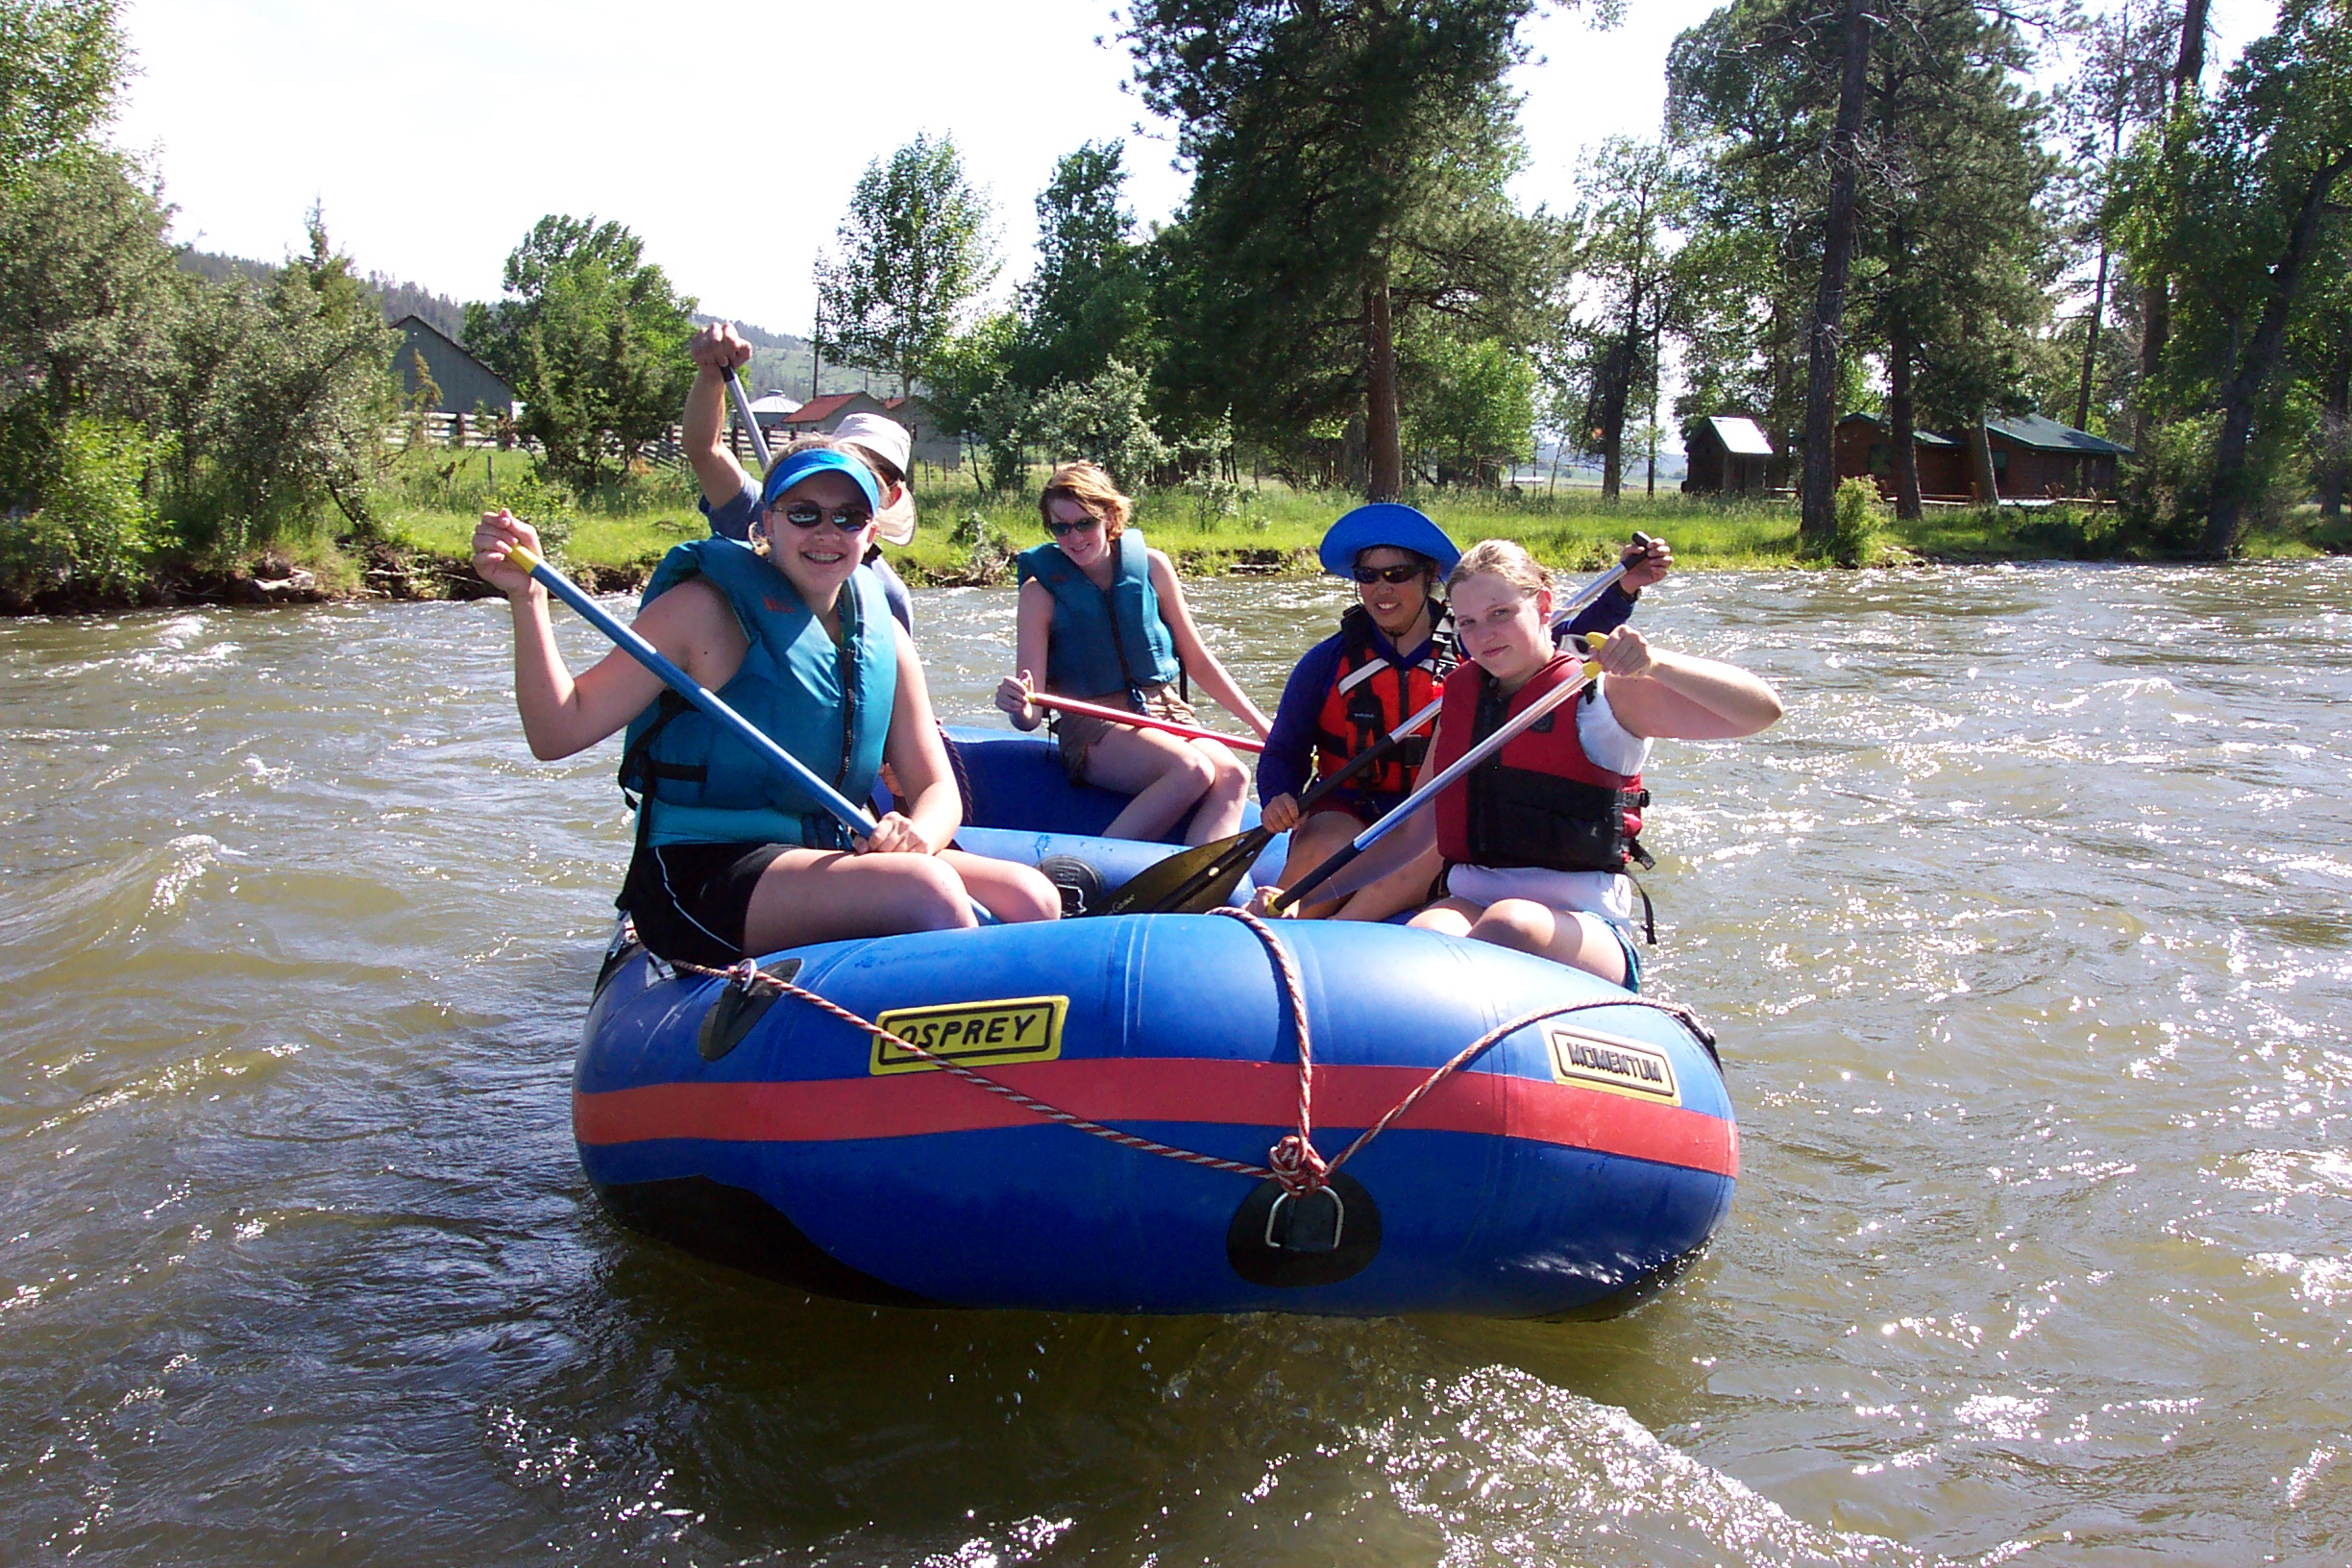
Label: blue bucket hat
xmin=1316 ymin=503 xmax=1461 ymax=578
xmin=761 ymin=448 xmax=883 ymax=516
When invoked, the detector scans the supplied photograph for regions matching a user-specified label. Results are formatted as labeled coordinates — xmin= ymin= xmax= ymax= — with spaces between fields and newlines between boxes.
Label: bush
xmin=1814 ymin=477 xmax=1888 ymax=568
xmin=0 ymin=417 xmax=159 ymax=604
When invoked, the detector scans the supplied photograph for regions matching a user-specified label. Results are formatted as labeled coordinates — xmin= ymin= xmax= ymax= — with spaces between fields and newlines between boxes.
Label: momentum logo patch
xmin=870 ymin=996 xmax=1068 ymax=1076
xmin=1545 ymin=1026 xmax=1680 ymax=1105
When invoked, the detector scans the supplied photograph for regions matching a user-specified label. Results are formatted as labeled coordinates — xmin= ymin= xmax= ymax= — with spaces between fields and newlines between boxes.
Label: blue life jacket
xmin=1016 ymin=529 xmax=1182 ymax=705
xmin=618 ymin=537 xmax=896 ymax=849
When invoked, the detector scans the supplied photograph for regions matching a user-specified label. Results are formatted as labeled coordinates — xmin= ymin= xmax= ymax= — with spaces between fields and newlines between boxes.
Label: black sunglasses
xmin=1353 ymin=564 xmax=1426 ymax=585
xmin=772 ymin=501 xmax=873 ymax=531
xmin=1045 ymin=514 xmax=1103 ymax=538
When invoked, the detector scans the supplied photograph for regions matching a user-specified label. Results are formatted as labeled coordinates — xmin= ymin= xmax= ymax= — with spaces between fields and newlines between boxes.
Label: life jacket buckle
xmin=1263 ymin=1184 xmax=1346 ymax=1253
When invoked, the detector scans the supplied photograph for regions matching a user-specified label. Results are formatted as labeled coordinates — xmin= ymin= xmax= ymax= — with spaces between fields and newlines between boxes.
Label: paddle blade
xmin=1096 ymin=829 xmax=1264 ymax=917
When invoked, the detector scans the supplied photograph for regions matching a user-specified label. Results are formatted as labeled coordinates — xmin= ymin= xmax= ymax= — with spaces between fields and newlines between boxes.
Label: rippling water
xmin=3 ymin=561 xmax=2347 ymax=1565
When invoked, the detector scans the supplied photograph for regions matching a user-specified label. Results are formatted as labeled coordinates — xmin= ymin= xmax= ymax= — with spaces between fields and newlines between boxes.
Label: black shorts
xmin=620 ymin=841 xmax=790 ymax=968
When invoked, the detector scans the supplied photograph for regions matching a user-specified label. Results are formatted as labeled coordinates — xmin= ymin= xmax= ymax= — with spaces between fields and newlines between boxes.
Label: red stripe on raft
xmin=573 ymin=1060 xmax=1737 ymax=1178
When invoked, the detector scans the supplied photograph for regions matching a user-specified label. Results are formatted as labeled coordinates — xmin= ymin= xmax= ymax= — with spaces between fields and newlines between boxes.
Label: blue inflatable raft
xmin=572 ymin=728 xmax=1737 ymax=1317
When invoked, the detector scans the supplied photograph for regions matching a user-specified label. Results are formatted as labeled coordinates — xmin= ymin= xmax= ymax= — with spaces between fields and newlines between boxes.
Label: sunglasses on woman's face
xmin=1353 ymin=564 xmax=1424 ymax=585
xmin=772 ymin=501 xmax=873 ymax=531
xmin=1045 ymin=513 xmax=1102 ymax=538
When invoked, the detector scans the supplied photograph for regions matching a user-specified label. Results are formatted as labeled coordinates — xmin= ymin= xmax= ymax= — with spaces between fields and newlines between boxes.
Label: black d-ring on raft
xmin=1226 ymin=1173 xmax=1382 ymax=1286
xmin=698 ymin=957 xmax=804 ymax=1062
xmin=1037 ymin=854 xmax=1106 ymax=919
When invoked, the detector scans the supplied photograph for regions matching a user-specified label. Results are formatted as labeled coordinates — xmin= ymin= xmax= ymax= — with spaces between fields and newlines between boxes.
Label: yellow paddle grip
xmin=506 ymin=542 xmax=544 ymax=574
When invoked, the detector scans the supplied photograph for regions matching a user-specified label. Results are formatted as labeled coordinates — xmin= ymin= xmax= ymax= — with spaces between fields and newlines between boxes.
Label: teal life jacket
xmin=617 ymin=537 xmax=896 ymax=850
xmin=1016 ymin=529 xmax=1182 ymax=706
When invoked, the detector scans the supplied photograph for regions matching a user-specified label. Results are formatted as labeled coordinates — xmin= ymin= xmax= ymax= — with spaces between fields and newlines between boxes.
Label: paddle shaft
xmin=723 ymin=367 xmax=772 ymax=473
xmin=505 ymin=542 xmax=882 ymax=836
xmin=1548 ymin=532 xmax=1652 ymax=629
xmin=1027 ymin=690 xmax=1267 ymax=753
xmin=1272 ymin=653 xmax=1598 ymax=914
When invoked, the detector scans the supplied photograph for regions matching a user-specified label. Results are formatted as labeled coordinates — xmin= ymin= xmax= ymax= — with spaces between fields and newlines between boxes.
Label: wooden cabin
xmin=1681 ymin=415 xmax=1776 ymax=496
xmin=1984 ymin=413 xmax=2131 ymax=499
xmin=1835 ymin=412 xmax=1972 ymax=501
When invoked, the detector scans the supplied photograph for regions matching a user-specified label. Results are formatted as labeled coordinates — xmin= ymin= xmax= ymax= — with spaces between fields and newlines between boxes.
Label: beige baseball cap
xmin=833 ymin=413 xmax=918 ymax=545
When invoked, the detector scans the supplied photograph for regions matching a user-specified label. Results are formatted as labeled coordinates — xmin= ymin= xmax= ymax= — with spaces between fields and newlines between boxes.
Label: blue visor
xmin=761 ymin=449 xmax=883 ymax=515
xmin=1317 ymin=503 xmax=1461 ymax=577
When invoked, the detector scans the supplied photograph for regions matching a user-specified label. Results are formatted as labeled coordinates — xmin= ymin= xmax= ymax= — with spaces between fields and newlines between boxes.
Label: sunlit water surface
xmin=3 ymin=561 xmax=2348 ymax=1565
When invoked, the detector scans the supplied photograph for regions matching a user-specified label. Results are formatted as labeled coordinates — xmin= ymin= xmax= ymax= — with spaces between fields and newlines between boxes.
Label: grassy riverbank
xmin=9 ymin=444 xmax=2347 ymax=615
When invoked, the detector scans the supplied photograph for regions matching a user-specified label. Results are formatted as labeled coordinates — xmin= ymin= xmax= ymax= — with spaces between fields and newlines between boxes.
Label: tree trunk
xmin=1890 ymin=328 xmax=1922 ymax=521
xmin=1801 ymin=0 xmax=1872 ymax=543
xmin=2076 ymin=240 xmax=2110 ymax=434
xmin=2137 ymin=0 xmax=2212 ymax=447
xmin=1364 ymin=273 xmax=1403 ymax=502
xmin=2205 ymin=156 xmax=2349 ymax=556
xmin=1646 ymin=309 xmax=1663 ymax=500
xmin=1969 ymin=422 xmax=1999 ymax=504
xmin=2321 ymin=311 xmax=2351 ymax=525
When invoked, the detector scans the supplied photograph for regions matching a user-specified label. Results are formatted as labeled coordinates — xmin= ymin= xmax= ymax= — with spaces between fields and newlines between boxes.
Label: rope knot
xmin=1267 ymin=1133 xmax=1329 ymax=1193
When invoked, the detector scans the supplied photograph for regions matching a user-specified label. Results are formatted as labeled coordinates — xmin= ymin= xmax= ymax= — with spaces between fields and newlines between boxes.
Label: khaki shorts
xmin=1053 ymin=684 xmax=1197 ymax=783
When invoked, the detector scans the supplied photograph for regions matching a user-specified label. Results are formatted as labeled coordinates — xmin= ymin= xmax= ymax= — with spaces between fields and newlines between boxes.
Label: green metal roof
xmin=1985 ymin=412 xmax=2133 ymax=455
xmin=1840 ymin=411 xmax=1957 ymax=447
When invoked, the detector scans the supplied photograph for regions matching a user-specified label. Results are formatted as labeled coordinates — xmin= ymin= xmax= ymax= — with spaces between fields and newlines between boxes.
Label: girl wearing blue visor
xmin=474 ymin=446 xmax=1058 ymax=967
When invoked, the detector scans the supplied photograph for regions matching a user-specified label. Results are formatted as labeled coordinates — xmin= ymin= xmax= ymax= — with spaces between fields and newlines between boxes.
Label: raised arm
xmin=473 ymin=509 xmax=712 ymax=759
xmin=683 ymin=323 xmax=753 ymax=509
xmin=1595 ymin=625 xmax=1784 ymax=742
xmin=1146 ymin=551 xmax=1272 ymax=738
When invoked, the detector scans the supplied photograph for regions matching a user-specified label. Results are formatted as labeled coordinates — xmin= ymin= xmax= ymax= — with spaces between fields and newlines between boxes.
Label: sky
xmin=112 ymin=1 xmax=2282 ymax=339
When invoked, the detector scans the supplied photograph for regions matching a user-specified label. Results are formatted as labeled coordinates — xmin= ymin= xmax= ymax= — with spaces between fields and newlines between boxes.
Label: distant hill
xmin=178 ymin=249 xmax=469 ymax=342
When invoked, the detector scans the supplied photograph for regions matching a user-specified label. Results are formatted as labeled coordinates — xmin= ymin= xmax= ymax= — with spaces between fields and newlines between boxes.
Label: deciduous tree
xmin=465 ymin=215 xmax=696 ymax=490
xmin=815 ymin=134 xmax=998 ymax=400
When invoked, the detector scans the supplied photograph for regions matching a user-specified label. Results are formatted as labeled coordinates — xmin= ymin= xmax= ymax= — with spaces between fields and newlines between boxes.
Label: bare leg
xmin=940 ymin=849 xmax=1061 ymax=923
xmin=1080 ymin=725 xmax=1221 ymax=842
xmin=1177 ymin=740 xmax=1250 ymax=845
xmin=741 ymin=847 xmax=975 ymax=953
xmin=1408 ymin=896 xmax=1482 ymax=939
xmin=1273 ymin=810 xmax=1362 ymax=919
xmin=1333 ymin=840 xmax=1444 ymax=923
xmin=1459 ymin=897 xmax=1629 ymax=985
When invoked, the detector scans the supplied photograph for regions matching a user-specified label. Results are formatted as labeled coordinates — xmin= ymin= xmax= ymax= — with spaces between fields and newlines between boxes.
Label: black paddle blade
xmin=1095 ymin=829 xmax=1266 ymax=918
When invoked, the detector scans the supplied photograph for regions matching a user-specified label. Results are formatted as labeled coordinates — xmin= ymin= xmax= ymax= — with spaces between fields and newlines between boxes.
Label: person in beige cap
xmin=680 ymin=323 xmax=918 ymax=632
xmin=832 ymin=411 xmax=918 ymax=548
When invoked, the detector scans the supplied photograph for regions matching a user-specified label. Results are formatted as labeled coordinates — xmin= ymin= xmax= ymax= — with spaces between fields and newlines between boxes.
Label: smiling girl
xmin=474 ymin=442 xmax=1056 ymax=967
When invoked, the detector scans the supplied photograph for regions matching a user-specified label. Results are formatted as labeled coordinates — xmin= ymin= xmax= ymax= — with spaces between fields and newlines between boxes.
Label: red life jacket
xmin=1431 ymin=653 xmax=1650 ymax=873
xmin=1312 ymin=606 xmax=1451 ymax=799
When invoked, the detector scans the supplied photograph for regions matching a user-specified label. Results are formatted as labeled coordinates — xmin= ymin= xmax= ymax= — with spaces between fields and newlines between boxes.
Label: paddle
xmin=1266 ymin=635 xmax=1606 ymax=916
xmin=498 ymin=539 xmax=994 ymax=925
xmin=1548 ymin=531 xmax=1652 ymax=632
xmin=1101 ymin=693 xmax=1445 ymax=917
xmin=1023 ymin=690 xmax=1268 ymax=753
xmin=723 ymin=365 xmax=773 ymax=471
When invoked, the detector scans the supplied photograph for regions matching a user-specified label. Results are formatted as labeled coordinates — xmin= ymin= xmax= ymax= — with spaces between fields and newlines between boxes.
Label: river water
xmin=2 ymin=561 xmax=2347 ymax=1565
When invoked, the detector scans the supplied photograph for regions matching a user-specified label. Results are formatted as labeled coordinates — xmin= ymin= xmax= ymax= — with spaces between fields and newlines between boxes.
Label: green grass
xmin=354 ymin=446 xmax=2352 ymax=598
